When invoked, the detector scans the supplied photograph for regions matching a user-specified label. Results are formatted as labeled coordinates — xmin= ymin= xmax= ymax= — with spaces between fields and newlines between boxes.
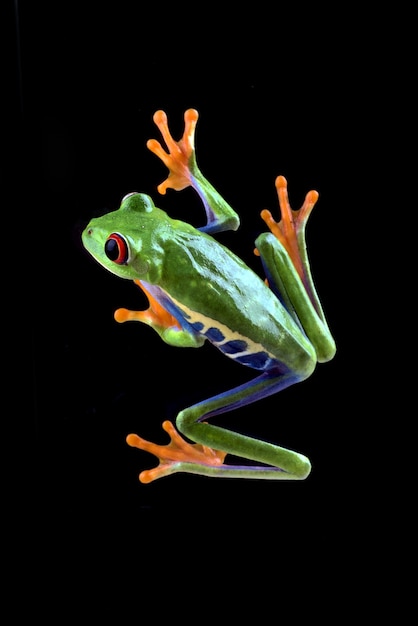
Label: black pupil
xmin=105 ymin=238 xmax=119 ymax=261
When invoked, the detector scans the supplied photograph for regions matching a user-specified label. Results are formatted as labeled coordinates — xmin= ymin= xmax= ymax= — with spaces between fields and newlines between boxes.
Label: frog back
xmin=159 ymin=229 xmax=315 ymax=372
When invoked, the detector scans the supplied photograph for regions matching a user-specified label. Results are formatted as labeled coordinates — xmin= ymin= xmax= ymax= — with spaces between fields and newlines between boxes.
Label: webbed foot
xmin=114 ymin=280 xmax=180 ymax=330
xmin=126 ymin=421 xmax=227 ymax=483
xmin=256 ymin=175 xmax=319 ymax=284
xmin=146 ymin=109 xmax=199 ymax=194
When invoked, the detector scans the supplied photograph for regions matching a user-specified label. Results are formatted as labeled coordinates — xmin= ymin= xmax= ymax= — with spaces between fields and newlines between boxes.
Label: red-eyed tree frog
xmin=82 ymin=109 xmax=336 ymax=483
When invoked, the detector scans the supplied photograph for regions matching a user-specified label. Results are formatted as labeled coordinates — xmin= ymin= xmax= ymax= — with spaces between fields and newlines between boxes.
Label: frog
xmin=82 ymin=108 xmax=336 ymax=483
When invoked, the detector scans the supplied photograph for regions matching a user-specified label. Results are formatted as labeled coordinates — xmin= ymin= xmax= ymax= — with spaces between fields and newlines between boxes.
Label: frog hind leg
xmin=126 ymin=421 xmax=228 ymax=484
xmin=126 ymin=368 xmax=312 ymax=483
xmin=255 ymin=175 xmax=325 ymax=321
xmin=255 ymin=176 xmax=336 ymax=364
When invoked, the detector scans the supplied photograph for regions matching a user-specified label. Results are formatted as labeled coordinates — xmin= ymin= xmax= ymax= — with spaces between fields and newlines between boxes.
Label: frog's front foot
xmin=126 ymin=421 xmax=227 ymax=483
xmin=147 ymin=109 xmax=199 ymax=195
xmin=114 ymin=280 xmax=180 ymax=331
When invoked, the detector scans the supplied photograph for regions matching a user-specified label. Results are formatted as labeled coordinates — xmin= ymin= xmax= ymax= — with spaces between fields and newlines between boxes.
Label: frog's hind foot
xmin=126 ymin=421 xmax=227 ymax=483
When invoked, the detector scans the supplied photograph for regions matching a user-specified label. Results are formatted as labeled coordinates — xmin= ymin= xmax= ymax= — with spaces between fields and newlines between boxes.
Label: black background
xmin=9 ymin=0 xmax=397 ymax=614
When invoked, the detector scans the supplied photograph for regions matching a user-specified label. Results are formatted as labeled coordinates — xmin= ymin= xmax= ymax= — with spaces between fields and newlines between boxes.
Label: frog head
xmin=82 ymin=193 xmax=166 ymax=283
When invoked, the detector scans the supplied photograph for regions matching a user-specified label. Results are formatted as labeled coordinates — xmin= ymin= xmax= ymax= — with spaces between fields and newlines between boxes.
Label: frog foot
xmin=147 ymin=109 xmax=199 ymax=195
xmin=114 ymin=280 xmax=180 ymax=330
xmin=256 ymin=175 xmax=319 ymax=283
xmin=126 ymin=421 xmax=227 ymax=483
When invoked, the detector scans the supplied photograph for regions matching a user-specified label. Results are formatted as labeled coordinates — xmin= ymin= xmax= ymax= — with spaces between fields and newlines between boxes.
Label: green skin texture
xmin=82 ymin=138 xmax=336 ymax=480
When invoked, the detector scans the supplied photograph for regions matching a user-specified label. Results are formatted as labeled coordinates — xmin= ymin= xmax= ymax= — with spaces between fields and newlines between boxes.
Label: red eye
xmin=105 ymin=233 xmax=129 ymax=265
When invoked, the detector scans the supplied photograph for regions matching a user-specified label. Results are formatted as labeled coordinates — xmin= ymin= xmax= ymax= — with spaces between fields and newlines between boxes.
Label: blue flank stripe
xmin=204 ymin=327 xmax=225 ymax=342
xmin=220 ymin=339 xmax=248 ymax=354
xmin=234 ymin=351 xmax=274 ymax=370
xmin=187 ymin=312 xmax=283 ymax=371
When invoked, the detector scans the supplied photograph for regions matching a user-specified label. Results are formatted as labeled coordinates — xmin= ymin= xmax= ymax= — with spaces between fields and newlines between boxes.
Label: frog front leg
xmin=147 ymin=109 xmax=240 ymax=233
xmin=115 ymin=280 xmax=205 ymax=348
